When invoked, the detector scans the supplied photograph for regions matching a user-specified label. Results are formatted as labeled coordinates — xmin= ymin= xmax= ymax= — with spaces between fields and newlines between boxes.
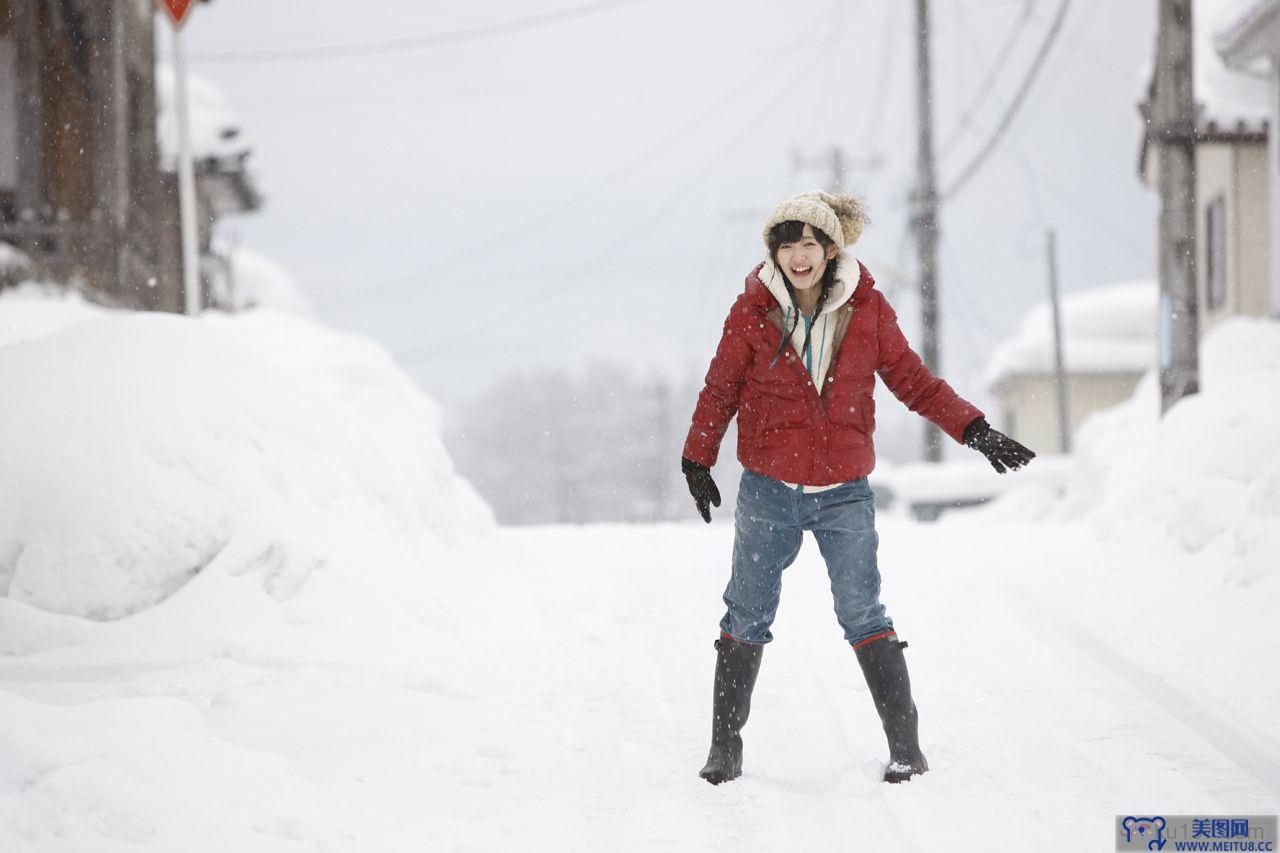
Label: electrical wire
xmin=940 ymin=0 xmax=1072 ymax=202
xmin=392 ymin=52 xmax=818 ymax=366
xmin=316 ymin=28 xmax=817 ymax=310
xmin=938 ymin=0 xmax=1034 ymax=158
xmin=230 ymin=52 xmax=759 ymax=112
xmin=1005 ymin=143 xmax=1150 ymax=261
xmin=860 ymin=0 xmax=901 ymax=166
xmin=189 ymin=0 xmax=653 ymax=64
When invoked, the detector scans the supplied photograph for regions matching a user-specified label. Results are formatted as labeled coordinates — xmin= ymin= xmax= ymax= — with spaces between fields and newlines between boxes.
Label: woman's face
xmin=775 ymin=224 xmax=838 ymax=290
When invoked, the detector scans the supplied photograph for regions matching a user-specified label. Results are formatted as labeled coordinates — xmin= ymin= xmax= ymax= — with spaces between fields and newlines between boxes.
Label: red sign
xmin=156 ymin=0 xmax=196 ymax=27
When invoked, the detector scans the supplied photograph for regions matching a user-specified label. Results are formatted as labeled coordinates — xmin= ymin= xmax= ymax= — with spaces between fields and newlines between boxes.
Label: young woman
xmin=681 ymin=190 xmax=1034 ymax=785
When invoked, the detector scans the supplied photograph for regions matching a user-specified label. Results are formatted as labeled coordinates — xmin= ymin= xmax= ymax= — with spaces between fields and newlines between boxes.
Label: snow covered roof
xmin=1138 ymin=0 xmax=1271 ymax=143
xmin=1215 ymin=0 xmax=1280 ymax=76
xmin=984 ymin=280 xmax=1156 ymax=389
xmin=155 ymin=65 xmax=253 ymax=170
xmin=1198 ymin=0 xmax=1274 ymax=132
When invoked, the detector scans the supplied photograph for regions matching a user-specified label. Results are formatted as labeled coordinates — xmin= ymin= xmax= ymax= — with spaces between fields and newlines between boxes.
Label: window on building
xmin=1206 ymin=195 xmax=1227 ymax=311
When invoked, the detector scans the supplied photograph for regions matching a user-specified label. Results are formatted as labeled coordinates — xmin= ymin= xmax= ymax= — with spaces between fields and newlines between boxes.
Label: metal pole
xmin=914 ymin=0 xmax=943 ymax=461
xmin=1046 ymin=229 xmax=1071 ymax=453
xmin=1154 ymin=0 xmax=1199 ymax=413
xmin=173 ymin=25 xmax=201 ymax=315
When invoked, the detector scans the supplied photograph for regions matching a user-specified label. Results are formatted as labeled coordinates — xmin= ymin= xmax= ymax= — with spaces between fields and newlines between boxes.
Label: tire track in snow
xmin=1003 ymin=573 xmax=1280 ymax=807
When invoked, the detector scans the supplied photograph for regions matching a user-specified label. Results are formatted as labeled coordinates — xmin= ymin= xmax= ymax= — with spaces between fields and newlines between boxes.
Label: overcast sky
xmin=162 ymin=0 xmax=1160 ymax=432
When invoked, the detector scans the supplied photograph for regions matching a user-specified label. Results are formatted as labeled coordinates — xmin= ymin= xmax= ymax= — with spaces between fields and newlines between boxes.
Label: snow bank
xmin=0 ymin=286 xmax=496 ymax=849
xmin=217 ymin=246 xmax=311 ymax=315
xmin=1050 ymin=317 xmax=1280 ymax=585
xmin=0 ymin=288 xmax=492 ymax=635
xmin=0 ymin=281 xmax=113 ymax=348
xmin=0 ymin=690 xmax=334 ymax=851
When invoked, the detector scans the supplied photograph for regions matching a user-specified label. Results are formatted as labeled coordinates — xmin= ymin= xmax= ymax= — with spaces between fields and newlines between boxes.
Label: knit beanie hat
xmin=761 ymin=190 xmax=869 ymax=249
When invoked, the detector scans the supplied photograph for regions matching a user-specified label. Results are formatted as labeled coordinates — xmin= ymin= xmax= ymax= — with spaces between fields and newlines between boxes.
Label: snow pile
xmin=0 ymin=288 xmax=492 ymax=635
xmin=984 ymin=280 xmax=1155 ymax=388
xmin=0 ymin=690 xmax=334 ymax=851
xmin=0 ymin=281 xmax=113 ymax=347
xmin=1052 ymin=316 xmax=1280 ymax=585
xmin=215 ymin=245 xmax=311 ymax=315
xmin=0 ymin=287 xmax=497 ymax=849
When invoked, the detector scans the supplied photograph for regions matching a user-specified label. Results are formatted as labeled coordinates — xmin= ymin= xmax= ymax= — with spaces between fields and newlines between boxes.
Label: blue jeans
xmin=719 ymin=468 xmax=893 ymax=646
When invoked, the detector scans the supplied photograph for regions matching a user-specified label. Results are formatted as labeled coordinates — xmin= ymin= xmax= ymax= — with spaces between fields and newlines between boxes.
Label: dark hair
xmin=766 ymin=220 xmax=840 ymax=367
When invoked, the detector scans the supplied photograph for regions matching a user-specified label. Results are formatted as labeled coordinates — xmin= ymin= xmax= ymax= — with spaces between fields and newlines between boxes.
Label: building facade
xmin=0 ymin=0 xmax=183 ymax=310
xmin=1139 ymin=0 xmax=1277 ymax=336
xmin=1216 ymin=0 xmax=1280 ymax=319
xmin=984 ymin=281 xmax=1156 ymax=456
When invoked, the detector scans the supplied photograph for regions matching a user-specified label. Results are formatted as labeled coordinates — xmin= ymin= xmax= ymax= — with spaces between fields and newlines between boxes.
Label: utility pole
xmin=1154 ymin=0 xmax=1200 ymax=413
xmin=913 ymin=0 xmax=943 ymax=461
xmin=1046 ymin=229 xmax=1071 ymax=454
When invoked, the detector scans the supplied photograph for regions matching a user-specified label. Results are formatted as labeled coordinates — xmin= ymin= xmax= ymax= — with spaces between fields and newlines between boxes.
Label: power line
xmin=189 ymin=0 xmax=653 ymax=64
xmin=861 ymin=0 xmax=901 ymax=157
xmin=317 ymin=28 xmax=817 ymax=311
xmin=392 ymin=52 xmax=819 ymax=366
xmin=940 ymin=0 xmax=1071 ymax=202
xmin=231 ymin=52 xmax=757 ymax=112
xmin=1006 ymin=143 xmax=1149 ymax=261
xmin=938 ymin=0 xmax=1034 ymax=158
xmin=1026 ymin=0 xmax=1131 ymax=81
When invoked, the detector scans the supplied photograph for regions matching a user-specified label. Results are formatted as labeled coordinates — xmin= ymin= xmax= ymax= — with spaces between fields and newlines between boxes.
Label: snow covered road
xmin=3 ymin=516 xmax=1275 ymax=852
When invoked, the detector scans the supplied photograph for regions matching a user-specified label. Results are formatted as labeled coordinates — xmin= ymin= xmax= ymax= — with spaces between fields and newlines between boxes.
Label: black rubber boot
xmin=699 ymin=634 xmax=764 ymax=784
xmin=854 ymin=633 xmax=929 ymax=783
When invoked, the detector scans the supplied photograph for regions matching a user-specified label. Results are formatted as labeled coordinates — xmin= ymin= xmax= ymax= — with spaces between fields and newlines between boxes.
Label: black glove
xmin=681 ymin=457 xmax=721 ymax=523
xmin=963 ymin=417 xmax=1036 ymax=474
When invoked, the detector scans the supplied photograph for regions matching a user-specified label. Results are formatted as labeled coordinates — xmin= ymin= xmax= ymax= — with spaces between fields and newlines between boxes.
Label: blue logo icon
xmin=1122 ymin=816 xmax=1168 ymax=850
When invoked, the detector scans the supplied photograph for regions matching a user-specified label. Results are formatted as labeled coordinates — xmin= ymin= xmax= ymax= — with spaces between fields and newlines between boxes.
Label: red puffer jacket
xmin=682 ymin=259 xmax=984 ymax=485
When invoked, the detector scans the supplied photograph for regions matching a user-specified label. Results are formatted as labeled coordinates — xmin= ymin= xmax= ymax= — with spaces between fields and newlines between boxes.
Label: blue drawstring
xmin=770 ymin=307 xmax=829 ymax=377
xmin=769 ymin=305 xmax=792 ymax=369
xmin=816 ymin=313 xmax=828 ymax=380
xmin=803 ymin=315 xmax=814 ymax=373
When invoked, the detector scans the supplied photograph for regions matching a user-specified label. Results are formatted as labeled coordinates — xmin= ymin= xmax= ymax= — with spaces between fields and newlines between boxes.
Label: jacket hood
xmin=750 ymin=252 xmax=871 ymax=314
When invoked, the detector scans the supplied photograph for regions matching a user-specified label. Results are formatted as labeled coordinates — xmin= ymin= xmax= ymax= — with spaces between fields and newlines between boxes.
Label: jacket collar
xmin=747 ymin=253 xmax=873 ymax=311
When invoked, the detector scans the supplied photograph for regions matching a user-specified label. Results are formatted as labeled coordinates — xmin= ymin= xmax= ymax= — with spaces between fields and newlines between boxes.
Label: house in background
xmin=0 ymin=0 xmax=178 ymax=309
xmin=0 ymin=0 xmax=259 ymax=311
xmin=1216 ymin=0 xmax=1280 ymax=317
xmin=984 ymin=281 xmax=1156 ymax=456
xmin=1139 ymin=0 xmax=1276 ymax=333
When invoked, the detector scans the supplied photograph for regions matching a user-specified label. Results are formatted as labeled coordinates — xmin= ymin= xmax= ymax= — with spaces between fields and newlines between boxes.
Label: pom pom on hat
xmin=761 ymin=190 xmax=869 ymax=249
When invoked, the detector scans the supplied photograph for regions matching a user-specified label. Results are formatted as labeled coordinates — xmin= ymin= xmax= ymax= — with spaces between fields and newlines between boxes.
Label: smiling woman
xmin=680 ymin=189 xmax=1035 ymax=786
